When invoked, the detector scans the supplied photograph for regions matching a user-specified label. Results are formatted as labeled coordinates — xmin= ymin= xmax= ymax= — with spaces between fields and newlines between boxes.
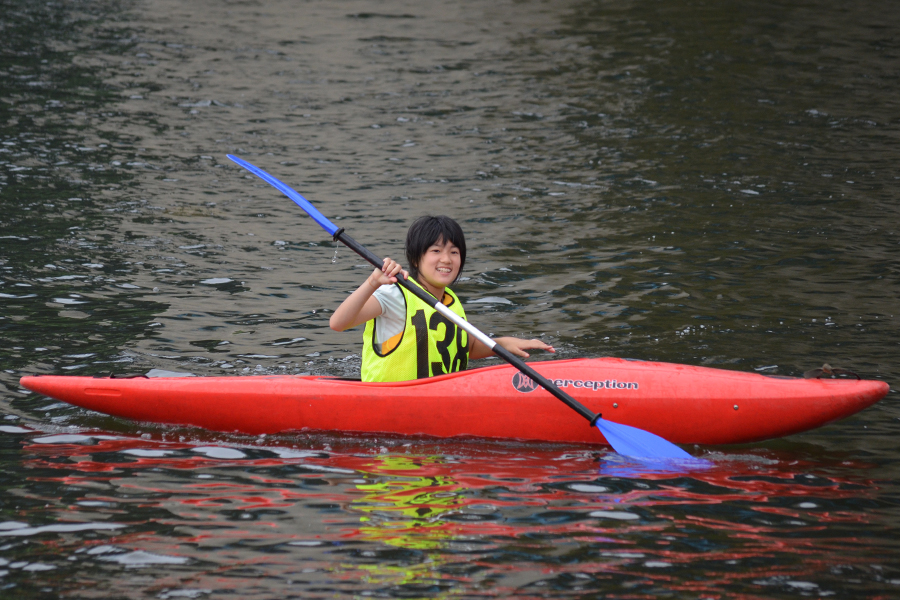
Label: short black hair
xmin=405 ymin=215 xmax=466 ymax=282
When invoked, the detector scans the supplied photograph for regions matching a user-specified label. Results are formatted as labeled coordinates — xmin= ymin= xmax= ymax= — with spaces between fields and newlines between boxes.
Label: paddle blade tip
xmin=594 ymin=418 xmax=694 ymax=461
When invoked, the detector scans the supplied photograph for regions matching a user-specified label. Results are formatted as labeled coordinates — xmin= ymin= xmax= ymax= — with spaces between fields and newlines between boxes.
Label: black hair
xmin=405 ymin=215 xmax=466 ymax=282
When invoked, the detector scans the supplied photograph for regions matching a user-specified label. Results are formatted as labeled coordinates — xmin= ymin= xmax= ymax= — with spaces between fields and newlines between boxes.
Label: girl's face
xmin=416 ymin=238 xmax=461 ymax=291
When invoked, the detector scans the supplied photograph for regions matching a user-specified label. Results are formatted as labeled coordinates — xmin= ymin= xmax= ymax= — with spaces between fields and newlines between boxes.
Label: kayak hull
xmin=19 ymin=358 xmax=889 ymax=446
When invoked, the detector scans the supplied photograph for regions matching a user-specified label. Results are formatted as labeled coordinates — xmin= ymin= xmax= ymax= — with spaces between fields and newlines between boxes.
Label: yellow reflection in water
xmin=342 ymin=454 xmax=471 ymax=596
xmin=352 ymin=455 xmax=466 ymax=550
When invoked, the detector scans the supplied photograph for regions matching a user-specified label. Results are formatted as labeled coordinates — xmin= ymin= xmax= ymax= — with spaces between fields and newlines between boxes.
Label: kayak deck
xmin=19 ymin=358 xmax=889 ymax=446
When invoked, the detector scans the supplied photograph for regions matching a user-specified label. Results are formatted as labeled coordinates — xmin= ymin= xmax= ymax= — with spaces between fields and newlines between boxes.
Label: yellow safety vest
xmin=361 ymin=278 xmax=469 ymax=382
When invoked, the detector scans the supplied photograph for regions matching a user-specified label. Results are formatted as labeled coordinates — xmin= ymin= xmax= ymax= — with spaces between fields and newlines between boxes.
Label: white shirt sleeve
xmin=371 ymin=284 xmax=407 ymax=345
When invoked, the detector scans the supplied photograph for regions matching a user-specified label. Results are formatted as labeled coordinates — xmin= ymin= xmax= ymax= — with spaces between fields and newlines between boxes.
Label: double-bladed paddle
xmin=227 ymin=154 xmax=693 ymax=460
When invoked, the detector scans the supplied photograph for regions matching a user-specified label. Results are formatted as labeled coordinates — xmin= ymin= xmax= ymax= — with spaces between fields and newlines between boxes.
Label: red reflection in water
xmin=15 ymin=433 xmax=883 ymax=599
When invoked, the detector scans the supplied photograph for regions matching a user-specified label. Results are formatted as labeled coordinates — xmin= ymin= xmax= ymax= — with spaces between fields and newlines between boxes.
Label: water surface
xmin=1 ymin=0 xmax=898 ymax=597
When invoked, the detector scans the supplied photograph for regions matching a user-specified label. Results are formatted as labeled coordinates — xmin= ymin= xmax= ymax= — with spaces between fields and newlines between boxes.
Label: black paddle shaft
xmin=333 ymin=228 xmax=602 ymax=426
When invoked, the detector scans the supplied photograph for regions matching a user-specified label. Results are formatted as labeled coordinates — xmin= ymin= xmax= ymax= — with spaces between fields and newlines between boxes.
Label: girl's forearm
xmin=330 ymin=258 xmax=403 ymax=332
xmin=468 ymin=337 xmax=498 ymax=360
xmin=329 ymin=277 xmax=379 ymax=332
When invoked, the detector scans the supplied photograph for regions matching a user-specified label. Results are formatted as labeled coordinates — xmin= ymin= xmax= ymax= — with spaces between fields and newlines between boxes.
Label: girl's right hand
xmin=367 ymin=257 xmax=406 ymax=289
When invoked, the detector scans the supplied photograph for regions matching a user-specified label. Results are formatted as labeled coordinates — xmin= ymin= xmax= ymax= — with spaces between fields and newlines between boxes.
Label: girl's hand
xmin=493 ymin=337 xmax=556 ymax=358
xmin=367 ymin=257 xmax=407 ymax=289
xmin=330 ymin=257 xmax=408 ymax=333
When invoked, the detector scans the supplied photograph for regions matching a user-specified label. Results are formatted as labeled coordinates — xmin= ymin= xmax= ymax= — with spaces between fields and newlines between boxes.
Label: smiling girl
xmin=329 ymin=215 xmax=554 ymax=382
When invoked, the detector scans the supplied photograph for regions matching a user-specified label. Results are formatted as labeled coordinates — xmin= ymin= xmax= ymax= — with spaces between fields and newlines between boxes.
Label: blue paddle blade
xmin=594 ymin=418 xmax=693 ymax=460
xmin=227 ymin=154 xmax=339 ymax=237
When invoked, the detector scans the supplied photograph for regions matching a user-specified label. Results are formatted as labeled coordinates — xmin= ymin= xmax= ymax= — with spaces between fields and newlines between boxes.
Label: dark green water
xmin=1 ymin=0 xmax=898 ymax=597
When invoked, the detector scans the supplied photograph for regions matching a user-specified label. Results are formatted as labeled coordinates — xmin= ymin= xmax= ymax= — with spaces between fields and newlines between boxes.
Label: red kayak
xmin=19 ymin=358 xmax=888 ymax=446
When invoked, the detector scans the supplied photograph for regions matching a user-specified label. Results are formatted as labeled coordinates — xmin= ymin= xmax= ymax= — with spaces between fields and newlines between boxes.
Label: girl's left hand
xmin=494 ymin=337 xmax=555 ymax=358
